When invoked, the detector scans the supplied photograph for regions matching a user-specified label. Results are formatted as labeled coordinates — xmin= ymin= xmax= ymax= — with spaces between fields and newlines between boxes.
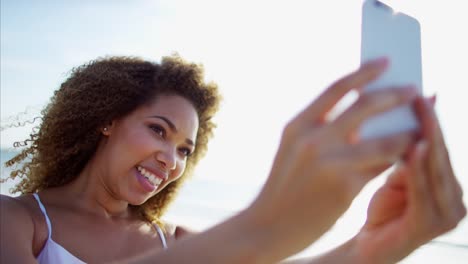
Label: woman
xmin=0 ymin=55 xmax=465 ymax=263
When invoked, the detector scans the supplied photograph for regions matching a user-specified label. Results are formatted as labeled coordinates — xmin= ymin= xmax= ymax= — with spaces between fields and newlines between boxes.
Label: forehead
xmin=138 ymin=94 xmax=199 ymax=138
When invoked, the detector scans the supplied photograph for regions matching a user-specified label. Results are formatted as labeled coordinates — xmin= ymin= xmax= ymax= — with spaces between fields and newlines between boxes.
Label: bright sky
xmin=1 ymin=0 xmax=468 ymax=262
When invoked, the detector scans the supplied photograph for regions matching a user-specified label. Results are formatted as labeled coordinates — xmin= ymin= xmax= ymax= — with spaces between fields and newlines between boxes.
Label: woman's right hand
xmin=248 ymin=58 xmax=419 ymax=262
xmin=131 ymin=58 xmax=420 ymax=264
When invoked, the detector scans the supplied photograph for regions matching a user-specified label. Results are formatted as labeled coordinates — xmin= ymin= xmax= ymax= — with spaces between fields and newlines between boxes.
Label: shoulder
xmin=0 ymin=194 xmax=36 ymax=237
xmin=0 ymin=194 xmax=38 ymax=262
xmin=0 ymin=194 xmax=49 ymax=255
xmin=0 ymin=194 xmax=34 ymax=220
xmin=2 ymin=194 xmax=46 ymax=223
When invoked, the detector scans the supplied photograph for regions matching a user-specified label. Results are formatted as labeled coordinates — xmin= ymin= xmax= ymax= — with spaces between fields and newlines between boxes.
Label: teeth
xmin=137 ymin=166 xmax=163 ymax=186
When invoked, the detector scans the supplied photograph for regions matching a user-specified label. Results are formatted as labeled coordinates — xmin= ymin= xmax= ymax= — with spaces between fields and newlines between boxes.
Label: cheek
xmin=129 ymin=134 xmax=154 ymax=152
xmin=112 ymin=128 xmax=156 ymax=164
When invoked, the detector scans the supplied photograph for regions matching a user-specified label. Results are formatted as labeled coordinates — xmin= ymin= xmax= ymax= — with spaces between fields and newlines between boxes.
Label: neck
xmin=59 ymin=156 xmax=133 ymax=219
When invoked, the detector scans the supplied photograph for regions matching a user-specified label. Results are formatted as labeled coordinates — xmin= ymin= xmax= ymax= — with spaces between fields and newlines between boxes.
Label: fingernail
xmin=364 ymin=57 xmax=389 ymax=70
xmin=372 ymin=57 xmax=389 ymax=68
xmin=416 ymin=140 xmax=428 ymax=154
xmin=428 ymin=94 xmax=437 ymax=106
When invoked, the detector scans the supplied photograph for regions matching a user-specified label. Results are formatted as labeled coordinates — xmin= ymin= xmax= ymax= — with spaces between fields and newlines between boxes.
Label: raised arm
xmin=123 ymin=58 xmax=420 ymax=263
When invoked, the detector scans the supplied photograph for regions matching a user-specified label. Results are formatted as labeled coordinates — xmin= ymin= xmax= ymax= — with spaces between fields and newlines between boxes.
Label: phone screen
xmin=360 ymin=0 xmax=423 ymax=139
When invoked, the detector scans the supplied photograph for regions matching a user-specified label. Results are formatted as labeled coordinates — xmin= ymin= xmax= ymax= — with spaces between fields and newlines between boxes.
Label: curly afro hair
xmin=3 ymin=54 xmax=221 ymax=222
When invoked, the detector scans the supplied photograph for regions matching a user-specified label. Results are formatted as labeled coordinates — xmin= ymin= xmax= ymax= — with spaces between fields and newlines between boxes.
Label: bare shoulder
xmin=0 ymin=194 xmax=38 ymax=263
xmin=0 ymin=194 xmax=34 ymax=220
xmin=1 ymin=194 xmax=44 ymax=222
xmin=0 ymin=194 xmax=45 ymax=235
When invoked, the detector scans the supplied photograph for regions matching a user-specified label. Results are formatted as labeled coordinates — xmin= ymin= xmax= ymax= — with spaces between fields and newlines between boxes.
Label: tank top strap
xmin=32 ymin=193 xmax=52 ymax=239
xmin=152 ymin=222 xmax=168 ymax=250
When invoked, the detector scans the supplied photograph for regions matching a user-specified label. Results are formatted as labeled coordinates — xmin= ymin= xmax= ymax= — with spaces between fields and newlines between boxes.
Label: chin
xmin=126 ymin=193 xmax=153 ymax=206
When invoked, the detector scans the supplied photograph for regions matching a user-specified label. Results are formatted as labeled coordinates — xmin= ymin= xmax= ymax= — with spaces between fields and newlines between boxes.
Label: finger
xmin=405 ymin=141 xmax=435 ymax=222
xmin=299 ymin=57 xmax=389 ymax=124
xmin=414 ymin=97 xmax=464 ymax=211
xmin=332 ymin=131 xmax=414 ymax=179
xmin=413 ymin=97 xmax=450 ymax=189
xmin=414 ymin=97 xmax=461 ymax=195
xmin=429 ymin=94 xmax=437 ymax=106
xmin=365 ymin=178 xmax=408 ymax=226
xmin=368 ymin=163 xmax=395 ymax=177
xmin=413 ymin=96 xmax=440 ymax=140
xmin=335 ymin=86 xmax=418 ymax=134
xmin=406 ymin=140 xmax=466 ymax=240
xmin=385 ymin=164 xmax=407 ymax=189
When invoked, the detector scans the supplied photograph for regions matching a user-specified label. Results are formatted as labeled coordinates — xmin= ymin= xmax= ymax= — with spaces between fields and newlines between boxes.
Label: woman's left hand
xmin=352 ymin=96 xmax=466 ymax=264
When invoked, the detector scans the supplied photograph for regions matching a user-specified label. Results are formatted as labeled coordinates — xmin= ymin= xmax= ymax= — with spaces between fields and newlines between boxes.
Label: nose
xmin=155 ymin=146 xmax=177 ymax=171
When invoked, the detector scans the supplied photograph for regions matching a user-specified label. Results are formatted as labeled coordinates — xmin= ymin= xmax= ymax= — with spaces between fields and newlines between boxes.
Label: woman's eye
xmin=150 ymin=125 xmax=166 ymax=138
xmin=179 ymin=148 xmax=192 ymax=157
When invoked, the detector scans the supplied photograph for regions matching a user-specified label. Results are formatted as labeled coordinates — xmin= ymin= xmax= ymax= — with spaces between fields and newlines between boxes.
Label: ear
xmin=101 ymin=121 xmax=115 ymax=136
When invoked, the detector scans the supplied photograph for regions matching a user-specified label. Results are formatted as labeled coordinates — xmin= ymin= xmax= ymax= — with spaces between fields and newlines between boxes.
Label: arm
xmin=0 ymin=195 xmax=38 ymax=264
xmin=122 ymin=58 xmax=418 ymax=264
xmin=126 ymin=207 xmax=280 ymax=264
xmin=280 ymin=239 xmax=357 ymax=264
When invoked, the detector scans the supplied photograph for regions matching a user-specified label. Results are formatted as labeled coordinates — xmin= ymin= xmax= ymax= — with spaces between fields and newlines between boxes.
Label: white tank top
xmin=32 ymin=193 xmax=168 ymax=264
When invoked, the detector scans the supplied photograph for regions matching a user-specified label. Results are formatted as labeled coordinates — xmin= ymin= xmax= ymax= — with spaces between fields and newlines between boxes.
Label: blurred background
xmin=1 ymin=0 xmax=467 ymax=262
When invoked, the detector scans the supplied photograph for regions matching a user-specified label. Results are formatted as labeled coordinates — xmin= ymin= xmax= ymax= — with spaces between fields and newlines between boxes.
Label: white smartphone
xmin=360 ymin=0 xmax=423 ymax=139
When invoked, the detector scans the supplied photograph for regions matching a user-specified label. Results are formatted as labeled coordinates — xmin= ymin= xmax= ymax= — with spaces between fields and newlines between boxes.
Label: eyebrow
xmin=149 ymin=115 xmax=195 ymax=146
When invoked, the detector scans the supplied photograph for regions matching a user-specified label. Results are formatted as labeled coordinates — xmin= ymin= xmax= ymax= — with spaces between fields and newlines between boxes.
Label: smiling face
xmin=98 ymin=94 xmax=199 ymax=205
